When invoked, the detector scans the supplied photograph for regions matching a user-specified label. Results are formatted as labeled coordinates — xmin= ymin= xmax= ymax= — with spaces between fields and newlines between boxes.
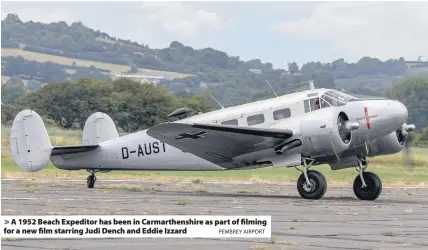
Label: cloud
xmin=272 ymin=2 xmax=428 ymax=61
xmin=139 ymin=2 xmax=235 ymax=38
xmin=1 ymin=7 xmax=76 ymax=25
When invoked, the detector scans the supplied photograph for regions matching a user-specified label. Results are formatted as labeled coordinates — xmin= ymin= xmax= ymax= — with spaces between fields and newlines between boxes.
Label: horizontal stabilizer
xmin=51 ymin=145 xmax=99 ymax=156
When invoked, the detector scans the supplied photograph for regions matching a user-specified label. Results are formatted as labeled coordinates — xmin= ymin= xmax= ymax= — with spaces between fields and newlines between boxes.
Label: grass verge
xmin=2 ymin=150 xmax=427 ymax=185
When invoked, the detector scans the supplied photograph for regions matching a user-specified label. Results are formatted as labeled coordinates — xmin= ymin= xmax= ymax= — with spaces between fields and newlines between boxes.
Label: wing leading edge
xmin=146 ymin=122 xmax=294 ymax=169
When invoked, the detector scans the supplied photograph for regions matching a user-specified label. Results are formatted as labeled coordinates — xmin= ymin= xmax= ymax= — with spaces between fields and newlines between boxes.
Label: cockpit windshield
xmin=320 ymin=90 xmax=358 ymax=107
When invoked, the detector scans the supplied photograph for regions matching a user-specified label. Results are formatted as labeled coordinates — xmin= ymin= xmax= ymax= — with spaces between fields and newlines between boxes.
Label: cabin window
xmin=273 ymin=108 xmax=291 ymax=120
xmin=247 ymin=114 xmax=265 ymax=126
xmin=221 ymin=119 xmax=238 ymax=126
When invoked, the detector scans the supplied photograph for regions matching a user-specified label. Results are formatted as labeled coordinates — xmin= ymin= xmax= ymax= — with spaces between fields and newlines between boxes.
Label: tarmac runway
xmin=2 ymin=178 xmax=428 ymax=249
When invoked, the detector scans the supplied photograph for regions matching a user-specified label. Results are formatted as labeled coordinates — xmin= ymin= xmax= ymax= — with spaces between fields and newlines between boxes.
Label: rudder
xmin=9 ymin=110 xmax=52 ymax=172
xmin=82 ymin=112 xmax=119 ymax=145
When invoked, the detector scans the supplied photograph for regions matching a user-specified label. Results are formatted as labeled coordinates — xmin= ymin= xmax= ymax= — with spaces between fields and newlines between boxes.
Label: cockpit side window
xmin=305 ymin=90 xmax=356 ymax=112
xmin=320 ymin=98 xmax=332 ymax=108
xmin=304 ymin=97 xmax=321 ymax=113
xmin=310 ymin=98 xmax=321 ymax=110
xmin=320 ymin=90 xmax=357 ymax=106
xmin=322 ymin=94 xmax=341 ymax=106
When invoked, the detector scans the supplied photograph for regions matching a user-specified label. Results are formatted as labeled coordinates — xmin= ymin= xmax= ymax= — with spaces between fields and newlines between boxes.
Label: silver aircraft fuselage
xmin=50 ymin=88 xmax=409 ymax=171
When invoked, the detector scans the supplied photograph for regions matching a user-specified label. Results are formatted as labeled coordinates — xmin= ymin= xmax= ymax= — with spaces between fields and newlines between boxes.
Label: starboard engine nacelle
xmin=368 ymin=123 xmax=415 ymax=156
xmin=300 ymin=108 xmax=359 ymax=157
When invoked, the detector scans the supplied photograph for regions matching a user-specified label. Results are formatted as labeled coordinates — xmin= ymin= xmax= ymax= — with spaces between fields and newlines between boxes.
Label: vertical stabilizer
xmin=82 ymin=112 xmax=119 ymax=145
xmin=9 ymin=110 xmax=52 ymax=172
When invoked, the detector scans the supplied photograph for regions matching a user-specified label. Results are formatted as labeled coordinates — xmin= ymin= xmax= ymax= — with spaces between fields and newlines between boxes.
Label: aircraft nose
xmin=392 ymin=100 xmax=408 ymax=125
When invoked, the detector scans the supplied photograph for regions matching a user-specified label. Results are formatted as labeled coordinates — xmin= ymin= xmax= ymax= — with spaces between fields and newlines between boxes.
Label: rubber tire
xmin=87 ymin=175 xmax=96 ymax=189
xmin=297 ymin=170 xmax=327 ymax=200
xmin=353 ymin=172 xmax=382 ymax=201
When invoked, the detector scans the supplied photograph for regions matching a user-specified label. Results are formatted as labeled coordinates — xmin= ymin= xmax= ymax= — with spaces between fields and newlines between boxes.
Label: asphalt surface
xmin=2 ymin=178 xmax=428 ymax=250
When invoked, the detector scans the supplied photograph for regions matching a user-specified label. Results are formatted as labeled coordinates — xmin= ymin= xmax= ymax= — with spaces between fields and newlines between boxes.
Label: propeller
xmin=337 ymin=112 xmax=359 ymax=144
xmin=398 ymin=123 xmax=416 ymax=169
xmin=330 ymin=112 xmax=360 ymax=163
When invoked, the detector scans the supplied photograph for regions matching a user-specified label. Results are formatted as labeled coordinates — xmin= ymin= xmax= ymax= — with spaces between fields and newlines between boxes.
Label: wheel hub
xmin=303 ymin=179 xmax=316 ymax=192
xmin=361 ymin=185 xmax=372 ymax=193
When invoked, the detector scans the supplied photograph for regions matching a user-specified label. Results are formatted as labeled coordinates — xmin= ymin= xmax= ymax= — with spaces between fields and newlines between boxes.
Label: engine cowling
xmin=300 ymin=108 xmax=359 ymax=157
xmin=368 ymin=123 xmax=415 ymax=156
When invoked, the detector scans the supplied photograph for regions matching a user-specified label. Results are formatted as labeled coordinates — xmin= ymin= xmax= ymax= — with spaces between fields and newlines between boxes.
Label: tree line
xmin=2 ymin=76 xmax=428 ymax=141
xmin=1 ymin=78 xmax=213 ymax=132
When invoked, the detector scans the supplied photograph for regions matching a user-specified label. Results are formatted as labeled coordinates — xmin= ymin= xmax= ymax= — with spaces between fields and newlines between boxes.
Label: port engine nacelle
xmin=300 ymin=108 xmax=359 ymax=157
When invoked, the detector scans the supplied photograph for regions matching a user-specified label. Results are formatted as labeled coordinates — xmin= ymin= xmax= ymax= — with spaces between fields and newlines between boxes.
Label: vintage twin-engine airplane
xmin=10 ymin=85 xmax=415 ymax=201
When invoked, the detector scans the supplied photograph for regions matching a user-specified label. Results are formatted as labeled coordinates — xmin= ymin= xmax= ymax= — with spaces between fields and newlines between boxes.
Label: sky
xmin=1 ymin=1 xmax=428 ymax=69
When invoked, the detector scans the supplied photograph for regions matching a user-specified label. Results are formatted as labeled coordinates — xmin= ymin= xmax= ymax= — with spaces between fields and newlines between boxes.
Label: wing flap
xmin=51 ymin=145 xmax=99 ymax=156
xmin=192 ymin=123 xmax=293 ymax=139
xmin=147 ymin=122 xmax=294 ymax=169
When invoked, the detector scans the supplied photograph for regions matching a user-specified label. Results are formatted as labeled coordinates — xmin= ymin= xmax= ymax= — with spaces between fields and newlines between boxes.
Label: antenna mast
xmin=309 ymin=80 xmax=315 ymax=90
xmin=208 ymin=92 xmax=225 ymax=109
xmin=265 ymin=80 xmax=278 ymax=98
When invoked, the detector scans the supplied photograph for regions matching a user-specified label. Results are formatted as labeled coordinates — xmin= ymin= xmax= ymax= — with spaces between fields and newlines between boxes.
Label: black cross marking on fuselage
xmin=175 ymin=131 xmax=207 ymax=140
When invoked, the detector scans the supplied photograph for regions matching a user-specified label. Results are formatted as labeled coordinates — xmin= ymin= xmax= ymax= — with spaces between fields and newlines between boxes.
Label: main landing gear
xmin=353 ymin=157 xmax=382 ymax=201
xmin=87 ymin=169 xmax=101 ymax=188
xmin=296 ymin=158 xmax=327 ymax=200
xmin=295 ymin=156 xmax=382 ymax=201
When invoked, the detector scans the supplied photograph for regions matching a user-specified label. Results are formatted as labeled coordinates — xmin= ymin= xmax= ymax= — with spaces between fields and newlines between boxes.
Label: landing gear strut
xmin=87 ymin=169 xmax=100 ymax=188
xmin=296 ymin=158 xmax=327 ymax=200
xmin=353 ymin=157 xmax=382 ymax=201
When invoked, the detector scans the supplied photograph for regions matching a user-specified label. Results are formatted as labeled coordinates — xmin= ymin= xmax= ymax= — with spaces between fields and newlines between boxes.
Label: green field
xmin=1 ymin=125 xmax=427 ymax=185
xmin=1 ymin=48 xmax=193 ymax=79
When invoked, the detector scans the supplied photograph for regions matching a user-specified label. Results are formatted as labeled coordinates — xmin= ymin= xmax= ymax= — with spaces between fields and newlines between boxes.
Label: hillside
xmin=2 ymin=13 xmax=428 ymax=106
xmin=1 ymin=47 xmax=192 ymax=81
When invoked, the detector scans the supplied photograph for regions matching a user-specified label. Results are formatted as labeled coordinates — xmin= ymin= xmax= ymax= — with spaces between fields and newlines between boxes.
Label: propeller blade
xmin=403 ymin=131 xmax=413 ymax=171
xmin=396 ymin=123 xmax=416 ymax=171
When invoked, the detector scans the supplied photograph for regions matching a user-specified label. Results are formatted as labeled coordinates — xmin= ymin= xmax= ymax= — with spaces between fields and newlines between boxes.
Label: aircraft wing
xmin=146 ymin=122 xmax=294 ymax=169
